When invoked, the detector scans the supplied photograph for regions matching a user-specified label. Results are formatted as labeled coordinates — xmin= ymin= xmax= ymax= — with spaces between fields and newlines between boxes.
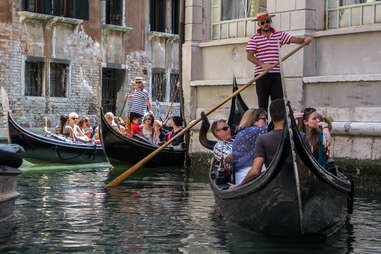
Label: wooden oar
xmin=164 ymin=81 xmax=181 ymax=121
xmin=106 ymin=42 xmax=308 ymax=187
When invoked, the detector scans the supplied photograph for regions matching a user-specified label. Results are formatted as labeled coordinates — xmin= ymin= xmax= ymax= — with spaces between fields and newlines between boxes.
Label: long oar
xmin=106 ymin=42 xmax=307 ymax=187
xmin=164 ymin=81 xmax=181 ymax=120
xmin=119 ymin=95 xmax=128 ymax=118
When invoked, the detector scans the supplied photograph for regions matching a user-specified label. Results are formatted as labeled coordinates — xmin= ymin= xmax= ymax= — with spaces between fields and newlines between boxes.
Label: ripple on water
xmin=0 ymin=167 xmax=380 ymax=253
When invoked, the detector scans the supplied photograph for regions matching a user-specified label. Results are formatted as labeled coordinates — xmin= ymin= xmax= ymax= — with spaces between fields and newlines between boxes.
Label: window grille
xmin=152 ymin=70 xmax=166 ymax=102
xmin=22 ymin=0 xmax=89 ymax=20
xmin=25 ymin=60 xmax=44 ymax=96
xmin=50 ymin=63 xmax=68 ymax=97
xmin=169 ymin=73 xmax=180 ymax=103
xmin=327 ymin=0 xmax=381 ymax=29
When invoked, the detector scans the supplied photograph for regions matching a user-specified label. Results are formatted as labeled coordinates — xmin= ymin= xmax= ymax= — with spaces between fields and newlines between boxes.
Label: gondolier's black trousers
xmin=255 ymin=72 xmax=283 ymax=112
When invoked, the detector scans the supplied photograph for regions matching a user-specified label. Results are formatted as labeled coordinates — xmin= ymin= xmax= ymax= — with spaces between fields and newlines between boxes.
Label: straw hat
xmin=133 ymin=76 xmax=146 ymax=84
xmin=252 ymin=12 xmax=275 ymax=22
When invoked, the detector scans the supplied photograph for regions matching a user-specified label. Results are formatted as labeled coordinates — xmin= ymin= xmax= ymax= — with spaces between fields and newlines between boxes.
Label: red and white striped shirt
xmin=246 ymin=28 xmax=293 ymax=76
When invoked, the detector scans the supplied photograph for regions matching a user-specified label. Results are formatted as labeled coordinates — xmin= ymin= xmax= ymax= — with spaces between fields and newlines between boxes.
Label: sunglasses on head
xmin=260 ymin=19 xmax=271 ymax=25
xmin=218 ymin=126 xmax=230 ymax=131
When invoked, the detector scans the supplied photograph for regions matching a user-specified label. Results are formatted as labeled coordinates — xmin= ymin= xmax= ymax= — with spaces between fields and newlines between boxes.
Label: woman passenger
xmin=141 ymin=113 xmax=154 ymax=142
xmin=77 ymin=116 xmax=93 ymax=138
xmin=298 ymin=108 xmax=329 ymax=169
xmin=153 ymin=120 xmax=166 ymax=145
xmin=54 ymin=114 xmax=69 ymax=135
xmin=232 ymin=108 xmax=268 ymax=184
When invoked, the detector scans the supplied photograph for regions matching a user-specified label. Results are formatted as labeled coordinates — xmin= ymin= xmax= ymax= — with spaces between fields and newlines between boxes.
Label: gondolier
xmin=126 ymin=76 xmax=152 ymax=119
xmin=247 ymin=12 xmax=312 ymax=111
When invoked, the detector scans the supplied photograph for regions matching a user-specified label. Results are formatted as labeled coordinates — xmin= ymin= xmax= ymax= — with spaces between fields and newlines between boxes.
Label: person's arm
xmin=290 ymin=36 xmax=312 ymax=45
xmin=229 ymin=157 xmax=264 ymax=189
xmin=146 ymin=98 xmax=152 ymax=112
xmin=247 ymin=51 xmax=272 ymax=72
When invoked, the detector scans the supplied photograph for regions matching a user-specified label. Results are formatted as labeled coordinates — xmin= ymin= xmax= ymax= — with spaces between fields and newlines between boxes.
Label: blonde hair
xmin=237 ymin=108 xmax=266 ymax=131
xmin=153 ymin=120 xmax=162 ymax=128
xmin=69 ymin=112 xmax=78 ymax=120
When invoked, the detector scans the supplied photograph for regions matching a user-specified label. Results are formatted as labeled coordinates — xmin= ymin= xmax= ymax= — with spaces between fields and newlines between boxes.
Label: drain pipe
xmin=332 ymin=122 xmax=381 ymax=137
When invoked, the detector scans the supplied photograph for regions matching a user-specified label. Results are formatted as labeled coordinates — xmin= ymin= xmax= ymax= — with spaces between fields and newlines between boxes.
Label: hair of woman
xmin=59 ymin=114 xmax=69 ymax=134
xmin=298 ymin=107 xmax=319 ymax=153
xmin=237 ymin=108 xmax=266 ymax=131
xmin=78 ymin=116 xmax=89 ymax=128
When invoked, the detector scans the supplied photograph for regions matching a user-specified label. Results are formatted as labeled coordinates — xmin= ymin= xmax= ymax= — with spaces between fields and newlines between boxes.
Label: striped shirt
xmin=130 ymin=89 xmax=149 ymax=116
xmin=246 ymin=28 xmax=293 ymax=76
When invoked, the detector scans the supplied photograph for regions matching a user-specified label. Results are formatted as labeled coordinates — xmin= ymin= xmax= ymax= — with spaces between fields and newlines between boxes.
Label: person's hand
xmin=294 ymin=112 xmax=304 ymax=119
xmin=304 ymin=37 xmax=312 ymax=45
xmin=176 ymin=81 xmax=180 ymax=88
xmin=225 ymin=153 xmax=232 ymax=163
xmin=319 ymin=122 xmax=328 ymax=129
xmin=125 ymin=94 xmax=133 ymax=99
xmin=261 ymin=63 xmax=272 ymax=72
xmin=229 ymin=184 xmax=239 ymax=190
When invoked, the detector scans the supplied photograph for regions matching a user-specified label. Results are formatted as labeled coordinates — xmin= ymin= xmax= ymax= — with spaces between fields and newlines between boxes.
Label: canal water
xmin=0 ymin=164 xmax=380 ymax=253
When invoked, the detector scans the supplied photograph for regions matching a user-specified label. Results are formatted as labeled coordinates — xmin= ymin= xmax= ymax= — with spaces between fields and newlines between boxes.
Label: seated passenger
xmin=77 ymin=116 xmax=93 ymax=138
xmin=54 ymin=114 xmax=69 ymax=135
xmin=73 ymin=115 xmax=91 ymax=143
xmin=115 ymin=116 xmax=126 ymax=135
xmin=93 ymin=126 xmax=101 ymax=145
xmin=127 ymin=115 xmax=142 ymax=135
xmin=141 ymin=113 xmax=154 ymax=142
xmin=232 ymin=108 xmax=268 ymax=184
xmin=105 ymin=112 xmax=120 ymax=132
xmin=317 ymin=113 xmax=332 ymax=157
xmin=63 ymin=112 xmax=78 ymax=140
xmin=211 ymin=119 xmax=234 ymax=184
xmin=298 ymin=108 xmax=330 ymax=169
xmin=230 ymin=99 xmax=286 ymax=189
xmin=162 ymin=116 xmax=184 ymax=147
xmin=152 ymin=120 xmax=166 ymax=145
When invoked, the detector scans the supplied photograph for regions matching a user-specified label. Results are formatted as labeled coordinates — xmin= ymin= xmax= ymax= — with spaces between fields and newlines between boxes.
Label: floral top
xmin=213 ymin=139 xmax=233 ymax=171
xmin=232 ymin=125 xmax=268 ymax=171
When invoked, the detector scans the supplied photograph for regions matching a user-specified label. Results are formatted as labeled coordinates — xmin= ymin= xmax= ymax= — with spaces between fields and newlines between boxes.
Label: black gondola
xmin=200 ymin=95 xmax=354 ymax=237
xmin=8 ymin=112 xmax=107 ymax=164
xmin=0 ymin=144 xmax=23 ymax=225
xmin=99 ymin=109 xmax=186 ymax=167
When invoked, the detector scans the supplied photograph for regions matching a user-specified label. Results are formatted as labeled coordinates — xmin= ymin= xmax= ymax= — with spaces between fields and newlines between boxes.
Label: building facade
xmin=0 ymin=0 xmax=181 ymax=135
xmin=183 ymin=0 xmax=381 ymax=161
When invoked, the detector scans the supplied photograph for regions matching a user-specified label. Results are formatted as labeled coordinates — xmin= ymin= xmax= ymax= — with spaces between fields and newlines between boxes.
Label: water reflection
xmin=0 ymin=166 xmax=380 ymax=253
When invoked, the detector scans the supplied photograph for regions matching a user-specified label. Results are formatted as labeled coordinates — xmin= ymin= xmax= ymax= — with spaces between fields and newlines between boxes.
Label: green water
xmin=0 ymin=164 xmax=380 ymax=253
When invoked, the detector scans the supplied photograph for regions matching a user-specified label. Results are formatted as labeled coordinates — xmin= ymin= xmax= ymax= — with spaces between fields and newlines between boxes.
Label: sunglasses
xmin=257 ymin=117 xmax=268 ymax=121
xmin=217 ymin=126 xmax=230 ymax=131
xmin=71 ymin=117 xmax=78 ymax=120
xmin=260 ymin=19 xmax=271 ymax=25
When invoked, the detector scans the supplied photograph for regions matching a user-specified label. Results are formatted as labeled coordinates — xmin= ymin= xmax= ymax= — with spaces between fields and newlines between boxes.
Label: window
xmin=22 ymin=0 xmax=89 ymax=20
xmin=150 ymin=0 xmax=166 ymax=32
xmin=25 ymin=59 xmax=44 ymax=96
xmin=152 ymin=69 xmax=166 ymax=102
xmin=169 ymin=73 xmax=180 ymax=103
xmin=212 ymin=0 xmax=266 ymax=40
xmin=171 ymin=0 xmax=179 ymax=34
xmin=106 ymin=0 xmax=123 ymax=26
xmin=327 ymin=0 xmax=381 ymax=29
xmin=50 ymin=62 xmax=68 ymax=97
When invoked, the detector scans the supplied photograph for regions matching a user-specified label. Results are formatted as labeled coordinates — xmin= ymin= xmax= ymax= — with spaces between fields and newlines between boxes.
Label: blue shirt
xmin=232 ymin=125 xmax=268 ymax=171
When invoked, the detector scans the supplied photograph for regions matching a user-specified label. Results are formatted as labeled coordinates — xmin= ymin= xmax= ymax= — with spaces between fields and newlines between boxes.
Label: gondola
xmin=200 ymin=96 xmax=354 ymax=237
xmin=99 ymin=109 xmax=186 ymax=167
xmin=8 ymin=112 xmax=107 ymax=164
